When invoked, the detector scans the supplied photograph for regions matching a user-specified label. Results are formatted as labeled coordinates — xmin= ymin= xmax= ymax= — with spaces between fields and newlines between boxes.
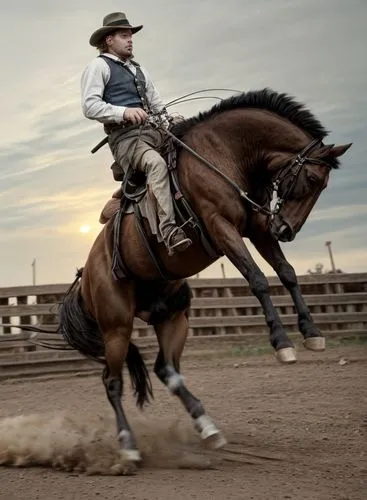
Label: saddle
xmin=99 ymin=167 xmax=145 ymax=224
xmin=98 ymin=136 xmax=218 ymax=280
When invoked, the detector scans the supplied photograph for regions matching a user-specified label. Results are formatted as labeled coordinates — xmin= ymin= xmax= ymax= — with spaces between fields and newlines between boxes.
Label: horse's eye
xmin=308 ymin=174 xmax=319 ymax=185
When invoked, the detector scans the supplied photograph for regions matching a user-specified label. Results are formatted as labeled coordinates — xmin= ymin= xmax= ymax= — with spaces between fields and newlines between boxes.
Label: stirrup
xmin=166 ymin=228 xmax=192 ymax=255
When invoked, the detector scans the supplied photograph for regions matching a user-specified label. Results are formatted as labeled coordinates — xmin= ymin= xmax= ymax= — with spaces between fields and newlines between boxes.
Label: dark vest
xmin=99 ymin=55 xmax=148 ymax=110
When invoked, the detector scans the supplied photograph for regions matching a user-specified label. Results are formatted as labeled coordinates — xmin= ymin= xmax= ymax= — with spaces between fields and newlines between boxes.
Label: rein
xmin=91 ymin=88 xmax=327 ymax=218
xmin=153 ymin=116 xmax=325 ymax=217
xmin=153 ymin=109 xmax=327 ymax=217
xmin=154 ymin=89 xmax=327 ymax=217
xmin=161 ymin=125 xmax=274 ymax=215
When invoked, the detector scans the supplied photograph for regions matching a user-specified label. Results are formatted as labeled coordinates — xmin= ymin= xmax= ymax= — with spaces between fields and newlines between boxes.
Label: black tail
xmin=60 ymin=285 xmax=153 ymax=407
xmin=126 ymin=342 xmax=153 ymax=408
xmin=59 ymin=270 xmax=153 ymax=406
xmin=59 ymin=286 xmax=105 ymax=364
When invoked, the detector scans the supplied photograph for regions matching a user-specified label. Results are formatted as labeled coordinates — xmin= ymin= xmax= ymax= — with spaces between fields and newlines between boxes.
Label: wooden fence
xmin=0 ymin=273 xmax=366 ymax=378
xmin=1 ymin=272 xmax=366 ymax=339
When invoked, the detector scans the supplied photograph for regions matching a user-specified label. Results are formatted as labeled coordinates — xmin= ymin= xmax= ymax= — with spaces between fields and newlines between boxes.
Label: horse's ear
xmin=329 ymin=143 xmax=353 ymax=158
xmin=267 ymin=152 xmax=294 ymax=171
xmin=315 ymin=143 xmax=352 ymax=159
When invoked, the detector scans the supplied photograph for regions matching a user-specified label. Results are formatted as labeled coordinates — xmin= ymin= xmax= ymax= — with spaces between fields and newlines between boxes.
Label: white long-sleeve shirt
xmin=81 ymin=53 xmax=167 ymax=124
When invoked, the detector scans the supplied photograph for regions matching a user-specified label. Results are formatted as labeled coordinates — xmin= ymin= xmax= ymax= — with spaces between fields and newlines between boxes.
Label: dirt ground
xmin=0 ymin=345 xmax=366 ymax=500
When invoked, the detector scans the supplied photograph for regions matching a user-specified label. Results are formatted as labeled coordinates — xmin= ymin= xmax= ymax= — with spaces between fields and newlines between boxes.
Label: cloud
xmin=309 ymin=204 xmax=367 ymax=223
xmin=0 ymin=0 xmax=366 ymax=286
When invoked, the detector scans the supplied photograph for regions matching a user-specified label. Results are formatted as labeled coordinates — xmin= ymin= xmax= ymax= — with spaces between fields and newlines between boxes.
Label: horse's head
xmin=267 ymin=140 xmax=352 ymax=242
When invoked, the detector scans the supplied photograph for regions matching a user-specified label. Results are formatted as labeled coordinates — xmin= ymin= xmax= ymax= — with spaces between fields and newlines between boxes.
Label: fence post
xmin=0 ymin=298 xmax=11 ymax=334
xmin=223 ymin=286 xmax=242 ymax=335
xmin=17 ymin=295 xmax=36 ymax=351
xmin=36 ymin=293 xmax=61 ymax=328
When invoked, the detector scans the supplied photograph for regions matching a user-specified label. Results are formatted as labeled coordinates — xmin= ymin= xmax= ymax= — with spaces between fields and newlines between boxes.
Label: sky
xmin=0 ymin=0 xmax=366 ymax=286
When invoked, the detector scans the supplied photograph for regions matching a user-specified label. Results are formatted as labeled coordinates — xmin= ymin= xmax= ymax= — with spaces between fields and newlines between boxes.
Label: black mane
xmin=171 ymin=88 xmax=328 ymax=140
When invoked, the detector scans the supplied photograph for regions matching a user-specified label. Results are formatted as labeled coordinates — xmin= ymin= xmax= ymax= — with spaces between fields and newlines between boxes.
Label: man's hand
xmin=123 ymin=107 xmax=148 ymax=125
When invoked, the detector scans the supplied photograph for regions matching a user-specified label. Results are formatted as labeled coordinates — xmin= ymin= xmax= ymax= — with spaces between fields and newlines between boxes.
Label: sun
xmin=79 ymin=225 xmax=91 ymax=234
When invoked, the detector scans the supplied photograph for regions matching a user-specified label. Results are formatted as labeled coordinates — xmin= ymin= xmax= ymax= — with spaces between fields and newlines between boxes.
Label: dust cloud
xmin=0 ymin=412 xmax=215 ymax=475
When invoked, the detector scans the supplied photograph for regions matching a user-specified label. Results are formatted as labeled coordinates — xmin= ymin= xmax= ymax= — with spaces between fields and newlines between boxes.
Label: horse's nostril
xmin=278 ymin=223 xmax=294 ymax=242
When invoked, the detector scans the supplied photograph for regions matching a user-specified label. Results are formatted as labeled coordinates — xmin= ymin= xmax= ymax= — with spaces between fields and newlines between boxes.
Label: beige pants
xmin=108 ymin=125 xmax=177 ymax=243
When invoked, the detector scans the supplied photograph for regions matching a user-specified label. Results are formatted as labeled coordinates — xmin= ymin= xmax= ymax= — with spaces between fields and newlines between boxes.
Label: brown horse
xmin=59 ymin=89 xmax=351 ymax=462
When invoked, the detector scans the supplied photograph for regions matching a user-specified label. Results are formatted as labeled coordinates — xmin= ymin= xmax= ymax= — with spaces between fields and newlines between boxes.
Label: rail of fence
xmin=0 ymin=273 xmax=366 ymax=379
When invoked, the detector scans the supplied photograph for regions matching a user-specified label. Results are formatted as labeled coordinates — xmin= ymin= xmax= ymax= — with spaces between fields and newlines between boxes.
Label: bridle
xmin=269 ymin=137 xmax=330 ymax=217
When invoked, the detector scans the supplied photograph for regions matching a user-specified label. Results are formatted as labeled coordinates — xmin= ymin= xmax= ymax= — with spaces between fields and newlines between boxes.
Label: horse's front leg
xmin=211 ymin=216 xmax=296 ymax=363
xmin=250 ymin=229 xmax=325 ymax=352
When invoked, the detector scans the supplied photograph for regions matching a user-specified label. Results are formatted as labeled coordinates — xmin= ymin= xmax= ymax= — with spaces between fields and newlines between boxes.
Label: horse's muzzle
xmin=270 ymin=217 xmax=296 ymax=242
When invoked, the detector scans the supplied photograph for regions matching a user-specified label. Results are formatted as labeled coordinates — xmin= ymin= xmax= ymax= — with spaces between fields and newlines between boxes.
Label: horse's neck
xmin=238 ymin=109 xmax=309 ymax=153
xmin=212 ymin=110 xmax=309 ymax=199
xmin=229 ymin=110 xmax=310 ymax=181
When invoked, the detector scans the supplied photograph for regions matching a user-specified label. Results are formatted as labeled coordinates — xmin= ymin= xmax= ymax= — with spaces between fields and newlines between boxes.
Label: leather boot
xmin=166 ymin=227 xmax=192 ymax=255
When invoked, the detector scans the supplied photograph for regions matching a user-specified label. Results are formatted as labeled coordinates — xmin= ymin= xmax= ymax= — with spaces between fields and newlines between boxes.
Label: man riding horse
xmin=81 ymin=11 xmax=192 ymax=255
xmin=69 ymin=11 xmax=353 ymax=464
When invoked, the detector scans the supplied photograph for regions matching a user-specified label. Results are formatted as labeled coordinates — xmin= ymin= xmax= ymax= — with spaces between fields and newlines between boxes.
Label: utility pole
xmin=31 ymin=258 xmax=37 ymax=285
xmin=325 ymin=241 xmax=336 ymax=273
xmin=221 ymin=262 xmax=226 ymax=279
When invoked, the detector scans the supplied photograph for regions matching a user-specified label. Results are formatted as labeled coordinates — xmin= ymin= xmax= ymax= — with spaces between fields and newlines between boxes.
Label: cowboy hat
xmin=89 ymin=12 xmax=143 ymax=47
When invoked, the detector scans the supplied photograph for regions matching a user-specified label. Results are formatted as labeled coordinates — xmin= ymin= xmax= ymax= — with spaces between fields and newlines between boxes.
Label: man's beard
xmin=120 ymin=50 xmax=134 ymax=60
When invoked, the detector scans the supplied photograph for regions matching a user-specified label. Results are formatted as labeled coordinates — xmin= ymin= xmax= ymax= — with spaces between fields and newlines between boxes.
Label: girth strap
xmin=111 ymin=200 xmax=133 ymax=280
xmin=133 ymin=204 xmax=169 ymax=280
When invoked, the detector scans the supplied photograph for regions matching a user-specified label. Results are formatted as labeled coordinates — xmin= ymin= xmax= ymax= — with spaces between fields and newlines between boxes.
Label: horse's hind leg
xmin=101 ymin=326 xmax=142 ymax=462
xmin=154 ymin=311 xmax=226 ymax=449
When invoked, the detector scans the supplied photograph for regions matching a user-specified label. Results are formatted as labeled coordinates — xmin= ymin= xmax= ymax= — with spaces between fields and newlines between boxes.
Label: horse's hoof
xmin=204 ymin=432 xmax=227 ymax=450
xmin=194 ymin=415 xmax=226 ymax=449
xmin=303 ymin=336 xmax=325 ymax=352
xmin=276 ymin=347 xmax=297 ymax=364
xmin=120 ymin=449 xmax=142 ymax=462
